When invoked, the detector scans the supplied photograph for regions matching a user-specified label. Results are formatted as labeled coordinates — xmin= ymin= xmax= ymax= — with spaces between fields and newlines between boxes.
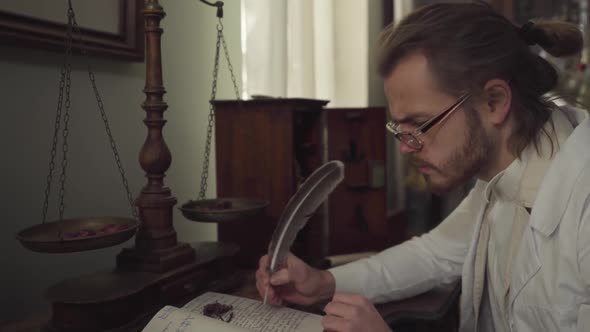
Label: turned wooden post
xmin=117 ymin=0 xmax=195 ymax=272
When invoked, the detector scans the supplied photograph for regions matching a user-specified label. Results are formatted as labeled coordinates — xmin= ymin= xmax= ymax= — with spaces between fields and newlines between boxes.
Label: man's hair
xmin=377 ymin=2 xmax=583 ymax=157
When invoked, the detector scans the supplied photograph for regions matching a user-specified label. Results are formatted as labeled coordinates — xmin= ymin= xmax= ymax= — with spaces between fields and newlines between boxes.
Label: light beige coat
xmin=331 ymin=106 xmax=590 ymax=332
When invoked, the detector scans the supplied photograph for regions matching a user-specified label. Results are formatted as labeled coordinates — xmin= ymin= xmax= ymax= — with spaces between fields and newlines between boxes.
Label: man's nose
xmin=399 ymin=141 xmax=416 ymax=154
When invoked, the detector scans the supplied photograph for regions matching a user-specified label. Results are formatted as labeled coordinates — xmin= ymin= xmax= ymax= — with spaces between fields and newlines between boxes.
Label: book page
xmin=183 ymin=292 xmax=324 ymax=332
xmin=142 ymin=305 xmax=252 ymax=332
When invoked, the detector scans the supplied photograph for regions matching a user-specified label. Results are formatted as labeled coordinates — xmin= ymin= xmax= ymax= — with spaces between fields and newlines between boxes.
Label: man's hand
xmin=255 ymin=253 xmax=335 ymax=306
xmin=322 ymin=293 xmax=392 ymax=332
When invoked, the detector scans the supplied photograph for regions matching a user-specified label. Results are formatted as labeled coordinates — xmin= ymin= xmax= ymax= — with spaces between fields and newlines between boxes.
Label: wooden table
xmin=2 ymin=270 xmax=460 ymax=332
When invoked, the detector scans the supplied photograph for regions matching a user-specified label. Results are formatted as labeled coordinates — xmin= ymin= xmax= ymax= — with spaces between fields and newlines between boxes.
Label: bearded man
xmin=256 ymin=3 xmax=590 ymax=331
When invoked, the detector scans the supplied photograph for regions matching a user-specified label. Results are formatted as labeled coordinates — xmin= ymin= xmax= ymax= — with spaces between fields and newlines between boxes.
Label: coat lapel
xmin=508 ymin=210 xmax=542 ymax=308
xmin=459 ymin=183 xmax=488 ymax=331
xmin=473 ymin=216 xmax=490 ymax=322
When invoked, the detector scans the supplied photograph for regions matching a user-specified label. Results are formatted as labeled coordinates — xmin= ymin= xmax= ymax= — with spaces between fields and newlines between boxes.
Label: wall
xmin=0 ymin=0 xmax=241 ymax=323
xmin=332 ymin=0 xmax=369 ymax=107
xmin=368 ymin=0 xmax=387 ymax=108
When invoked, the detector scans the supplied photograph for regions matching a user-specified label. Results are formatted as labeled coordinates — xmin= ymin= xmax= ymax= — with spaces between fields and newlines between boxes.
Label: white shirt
xmin=329 ymin=106 xmax=590 ymax=332
xmin=479 ymin=133 xmax=556 ymax=332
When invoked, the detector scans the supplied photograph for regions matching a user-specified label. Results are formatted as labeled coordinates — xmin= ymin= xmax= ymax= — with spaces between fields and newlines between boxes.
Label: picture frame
xmin=0 ymin=0 xmax=144 ymax=62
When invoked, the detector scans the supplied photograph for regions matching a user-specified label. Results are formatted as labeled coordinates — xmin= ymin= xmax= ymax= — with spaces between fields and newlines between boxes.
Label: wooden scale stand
xmin=41 ymin=1 xmax=241 ymax=331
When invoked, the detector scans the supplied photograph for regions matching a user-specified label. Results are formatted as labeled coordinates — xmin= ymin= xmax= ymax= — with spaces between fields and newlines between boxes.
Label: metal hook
xmin=67 ymin=0 xmax=75 ymax=17
xmin=199 ymin=0 xmax=224 ymax=18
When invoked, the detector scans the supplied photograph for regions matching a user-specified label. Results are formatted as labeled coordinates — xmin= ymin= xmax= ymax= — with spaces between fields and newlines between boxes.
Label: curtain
xmin=241 ymin=0 xmax=368 ymax=107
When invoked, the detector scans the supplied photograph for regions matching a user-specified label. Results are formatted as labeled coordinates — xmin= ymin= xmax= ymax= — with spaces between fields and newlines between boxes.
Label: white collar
xmin=479 ymin=107 xmax=576 ymax=210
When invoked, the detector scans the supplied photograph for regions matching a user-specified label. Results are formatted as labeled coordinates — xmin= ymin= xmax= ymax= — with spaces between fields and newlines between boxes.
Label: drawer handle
xmin=353 ymin=205 xmax=368 ymax=232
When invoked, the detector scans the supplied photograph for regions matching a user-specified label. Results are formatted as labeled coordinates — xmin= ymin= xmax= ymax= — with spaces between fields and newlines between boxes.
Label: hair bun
xmin=519 ymin=22 xmax=536 ymax=45
xmin=519 ymin=20 xmax=583 ymax=57
xmin=519 ymin=21 xmax=552 ymax=47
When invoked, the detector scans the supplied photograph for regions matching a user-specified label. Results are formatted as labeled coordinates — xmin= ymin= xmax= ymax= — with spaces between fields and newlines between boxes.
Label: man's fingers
xmin=255 ymin=266 xmax=270 ymax=284
xmin=323 ymin=300 xmax=358 ymax=319
xmin=256 ymin=279 xmax=282 ymax=305
xmin=259 ymin=255 xmax=270 ymax=269
xmin=322 ymin=314 xmax=350 ymax=332
xmin=255 ymin=256 xmax=272 ymax=287
xmin=270 ymin=268 xmax=290 ymax=286
xmin=287 ymin=253 xmax=309 ymax=283
xmin=332 ymin=292 xmax=370 ymax=307
xmin=255 ymin=278 xmax=267 ymax=296
xmin=256 ymin=254 xmax=287 ymax=306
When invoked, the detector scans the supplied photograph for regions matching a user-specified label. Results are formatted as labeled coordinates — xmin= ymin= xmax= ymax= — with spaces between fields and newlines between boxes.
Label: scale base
xmin=116 ymin=241 xmax=197 ymax=273
xmin=42 ymin=242 xmax=242 ymax=332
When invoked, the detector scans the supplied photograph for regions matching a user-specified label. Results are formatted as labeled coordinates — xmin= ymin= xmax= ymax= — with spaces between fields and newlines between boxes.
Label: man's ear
xmin=482 ymin=79 xmax=511 ymax=125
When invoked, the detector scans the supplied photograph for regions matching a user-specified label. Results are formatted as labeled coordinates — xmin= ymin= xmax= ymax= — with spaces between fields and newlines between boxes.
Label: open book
xmin=142 ymin=292 xmax=323 ymax=332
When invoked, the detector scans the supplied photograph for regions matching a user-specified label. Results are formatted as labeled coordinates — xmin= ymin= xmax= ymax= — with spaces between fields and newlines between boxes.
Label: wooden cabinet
xmin=213 ymin=99 xmax=405 ymax=268
xmin=326 ymin=107 xmax=405 ymax=254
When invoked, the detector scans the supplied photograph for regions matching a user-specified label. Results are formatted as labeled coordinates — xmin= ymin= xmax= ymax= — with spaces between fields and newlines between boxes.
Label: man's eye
xmin=410 ymin=121 xmax=426 ymax=128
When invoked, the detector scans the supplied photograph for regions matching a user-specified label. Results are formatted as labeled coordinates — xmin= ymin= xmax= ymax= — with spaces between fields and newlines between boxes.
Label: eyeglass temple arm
xmin=417 ymin=94 xmax=470 ymax=133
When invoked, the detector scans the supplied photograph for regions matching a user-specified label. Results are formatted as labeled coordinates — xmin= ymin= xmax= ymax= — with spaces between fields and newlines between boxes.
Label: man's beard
xmin=416 ymin=110 xmax=493 ymax=193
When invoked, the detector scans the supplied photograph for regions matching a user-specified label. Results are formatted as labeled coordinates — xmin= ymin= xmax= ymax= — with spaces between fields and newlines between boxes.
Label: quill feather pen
xmin=263 ymin=160 xmax=344 ymax=304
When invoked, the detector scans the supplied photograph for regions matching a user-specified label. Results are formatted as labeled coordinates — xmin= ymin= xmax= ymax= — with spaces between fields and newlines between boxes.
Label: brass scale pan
xmin=179 ymin=197 xmax=269 ymax=223
xmin=17 ymin=217 xmax=139 ymax=253
xmin=17 ymin=198 xmax=267 ymax=253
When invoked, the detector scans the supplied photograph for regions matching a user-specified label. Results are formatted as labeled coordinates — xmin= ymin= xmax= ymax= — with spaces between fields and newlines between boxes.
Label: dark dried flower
xmin=203 ymin=302 xmax=234 ymax=322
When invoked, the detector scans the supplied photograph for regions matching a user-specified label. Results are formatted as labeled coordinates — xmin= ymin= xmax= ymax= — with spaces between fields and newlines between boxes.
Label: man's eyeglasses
xmin=386 ymin=93 xmax=471 ymax=150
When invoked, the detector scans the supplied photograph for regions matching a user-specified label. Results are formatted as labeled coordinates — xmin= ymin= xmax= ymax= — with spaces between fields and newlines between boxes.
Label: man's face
xmin=385 ymin=53 xmax=493 ymax=193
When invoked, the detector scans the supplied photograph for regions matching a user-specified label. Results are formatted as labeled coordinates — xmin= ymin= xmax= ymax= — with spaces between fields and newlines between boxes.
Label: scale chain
xmin=198 ymin=18 xmax=240 ymax=200
xmin=69 ymin=3 xmax=139 ymax=221
xmin=57 ymin=7 xmax=75 ymax=226
xmin=41 ymin=34 xmax=68 ymax=224
xmin=86 ymin=66 xmax=139 ymax=221
xmin=41 ymin=0 xmax=138 ymax=227
xmin=220 ymin=21 xmax=241 ymax=100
